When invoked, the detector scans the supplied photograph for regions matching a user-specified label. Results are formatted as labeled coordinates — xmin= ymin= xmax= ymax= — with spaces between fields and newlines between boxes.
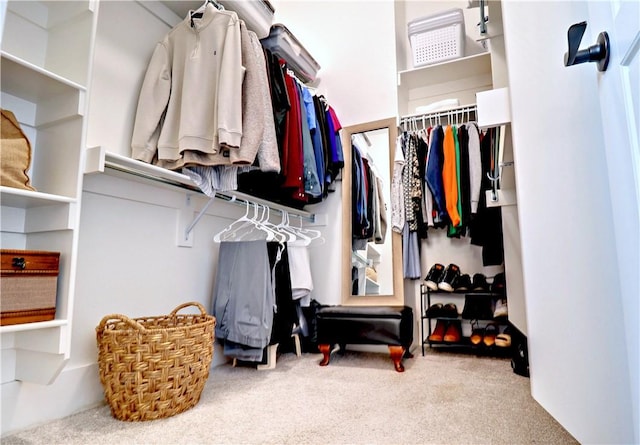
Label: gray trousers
xmin=212 ymin=241 xmax=275 ymax=351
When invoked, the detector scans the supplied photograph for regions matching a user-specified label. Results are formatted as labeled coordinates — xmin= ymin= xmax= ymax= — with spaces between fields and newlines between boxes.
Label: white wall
xmin=271 ymin=0 xmax=398 ymax=128
xmin=501 ymin=1 xmax=635 ymax=443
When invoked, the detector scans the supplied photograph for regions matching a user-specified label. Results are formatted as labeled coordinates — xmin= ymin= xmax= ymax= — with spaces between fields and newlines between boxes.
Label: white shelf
xmin=84 ymin=148 xmax=316 ymax=221
xmin=365 ymin=277 xmax=380 ymax=294
xmin=397 ymin=52 xmax=493 ymax=116
xmin=0 ymin=187 xmax=76 ymax=209
xmin=2 ymin=1 xmax=95 ymax=86
xmin=0 ymin=319 xmax=68 ymax=334
xmin=1 ymin=52 xmax=86 ymax=100
xmin=398 ymin=52 xmax=492 ymax=91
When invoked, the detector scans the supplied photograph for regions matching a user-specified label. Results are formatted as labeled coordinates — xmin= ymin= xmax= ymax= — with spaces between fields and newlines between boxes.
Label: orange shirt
xmin=442 ymin=125 xmax=461 ymax=226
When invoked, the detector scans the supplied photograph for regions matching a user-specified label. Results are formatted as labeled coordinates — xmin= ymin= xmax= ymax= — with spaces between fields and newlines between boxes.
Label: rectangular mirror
xmin=341 ymin=118 xmax=404 ymax=306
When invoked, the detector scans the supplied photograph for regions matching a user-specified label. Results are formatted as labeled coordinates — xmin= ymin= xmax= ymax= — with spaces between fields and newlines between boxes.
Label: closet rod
xmin=400 ymin=104 xmax=478 ymax=127
xmin=103 ymin=159 xmax=315 ymax=223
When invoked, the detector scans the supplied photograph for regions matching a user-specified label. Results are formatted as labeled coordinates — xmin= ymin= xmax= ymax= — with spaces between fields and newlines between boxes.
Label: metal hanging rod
xmin=400 ymin=104 xmax=478 ymax=129
xmin=101 ymin=151 xmax=315 ymax=224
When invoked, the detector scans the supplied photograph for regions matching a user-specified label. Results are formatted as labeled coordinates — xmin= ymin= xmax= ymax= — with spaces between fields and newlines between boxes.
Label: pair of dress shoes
xmin=428 ymin=319 xmax=462 ymax=343
xmin=425 ymin=302 xmax=458 ymax=318
xmin=470 ymin=323 xmax=511 ymax=347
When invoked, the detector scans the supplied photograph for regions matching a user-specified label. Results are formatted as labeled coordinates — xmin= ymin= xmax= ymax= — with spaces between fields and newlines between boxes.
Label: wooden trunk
xmin=1 ymin=249 xmax=60 ymax=326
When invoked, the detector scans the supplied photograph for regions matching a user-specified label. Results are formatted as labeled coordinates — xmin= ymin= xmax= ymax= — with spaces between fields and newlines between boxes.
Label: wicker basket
xmin=96 ymin=302 xmax=216 ymax=421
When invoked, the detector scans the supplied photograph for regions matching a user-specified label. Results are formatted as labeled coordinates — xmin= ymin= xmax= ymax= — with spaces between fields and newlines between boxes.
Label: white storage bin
xmin=261 ymin=24 xmax=321 ymax=84
xmin=408 ymin=8 xmax=465 ymax=67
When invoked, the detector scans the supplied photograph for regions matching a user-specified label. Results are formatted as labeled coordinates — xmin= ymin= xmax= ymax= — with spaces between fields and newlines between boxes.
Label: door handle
xmin=564 ymin=21 xmax=610 ymax=72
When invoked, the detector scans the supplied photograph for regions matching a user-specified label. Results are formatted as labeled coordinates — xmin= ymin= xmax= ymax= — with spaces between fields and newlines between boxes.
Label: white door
xmin=500 ymin=1 xmax=638 ymax=443
xmin=587 ymin=1 xmax=640 ymax=442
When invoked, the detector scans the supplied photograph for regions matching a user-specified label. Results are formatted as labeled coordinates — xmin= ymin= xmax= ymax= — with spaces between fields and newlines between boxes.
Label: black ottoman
xmin=316 ymin=305 xmax=414 ymax=372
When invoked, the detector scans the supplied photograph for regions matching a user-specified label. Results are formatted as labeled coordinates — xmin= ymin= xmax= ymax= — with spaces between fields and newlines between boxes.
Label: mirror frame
xmin=341 ymin=117 xmax=404 ymax=306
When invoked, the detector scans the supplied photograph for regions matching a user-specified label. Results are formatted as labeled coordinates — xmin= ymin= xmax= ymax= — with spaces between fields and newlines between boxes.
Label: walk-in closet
xmin=0 ymin=1 xmax=637 ymax=444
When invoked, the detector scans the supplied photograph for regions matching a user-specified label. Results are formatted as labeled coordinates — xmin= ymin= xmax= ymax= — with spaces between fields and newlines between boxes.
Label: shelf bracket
xmin=176 ymin=193 xmax=217 ymax=247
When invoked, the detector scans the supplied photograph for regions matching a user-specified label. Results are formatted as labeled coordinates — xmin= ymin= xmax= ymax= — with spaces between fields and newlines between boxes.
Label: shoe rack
xmin=420 ymin=283 xmax=510 ymax=356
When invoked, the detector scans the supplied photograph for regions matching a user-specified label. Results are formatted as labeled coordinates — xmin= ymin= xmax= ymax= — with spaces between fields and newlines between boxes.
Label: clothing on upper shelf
xmin=236 ymin=56 xmax=344 ymax=208
xmin=131 ymin=4 xmax=244 ymax=167
xmin=131 ymin=3 xmax=342 ymax=204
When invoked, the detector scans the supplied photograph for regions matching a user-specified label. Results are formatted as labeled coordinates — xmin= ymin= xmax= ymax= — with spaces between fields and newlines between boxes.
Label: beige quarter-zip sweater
xmin=131 ymin=3 xmax=244 ymax=169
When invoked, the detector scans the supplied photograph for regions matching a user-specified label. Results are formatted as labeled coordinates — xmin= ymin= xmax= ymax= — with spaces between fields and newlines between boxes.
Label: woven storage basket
xmin=96 ymin=302 xmax=216 ymax=421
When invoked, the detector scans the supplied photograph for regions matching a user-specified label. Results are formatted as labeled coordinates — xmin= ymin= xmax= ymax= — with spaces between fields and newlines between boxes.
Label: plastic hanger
xmin=213 ymin=201 xmax=276 ymax=242
xmin=256 ymin=205 xmax=289 ymax=243
xmin=278 ymin=211 xmax=311 ymax=246
xmin=292 ymin=214 xmax=324 ymax=246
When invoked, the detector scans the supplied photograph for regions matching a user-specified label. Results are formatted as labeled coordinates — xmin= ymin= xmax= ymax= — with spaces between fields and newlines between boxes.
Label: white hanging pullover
xmin=131 ymin=3 xmax=244 ymax=169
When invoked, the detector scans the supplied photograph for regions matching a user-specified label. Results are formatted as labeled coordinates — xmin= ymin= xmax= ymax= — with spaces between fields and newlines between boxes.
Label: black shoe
xmin=438 ymin=264 xmax=460 ymax=292
xmin=490 ymin=272 xmax=506 ymax=294
xmin=462 ymin=296 xmax=495 ymax=320
xmin=441 ymin=303 xmax=459 ymax=318
xmin=424 ymin=263 xmax=445 ymax=291
xmin=472 ymin=273 xmax=489 ymax=291
xmin=425 ymin=303 xmax=444 ymax=318
xmin=455 ymin=274 xmax=471 ymax=291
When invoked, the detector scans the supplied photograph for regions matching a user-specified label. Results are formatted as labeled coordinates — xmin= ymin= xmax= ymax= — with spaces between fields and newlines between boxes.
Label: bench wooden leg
xmin=388 ymin=345 xmax=405 ymax=372
xmin=318 ymin=343 xmax=331 ymax=366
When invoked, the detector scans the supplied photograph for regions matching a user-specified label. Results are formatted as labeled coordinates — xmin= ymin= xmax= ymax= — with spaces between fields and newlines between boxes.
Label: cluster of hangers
xmin=213 ymin=201 xmax=324 ymax=246
xmin=400 ymin=105 xmax=478 ymax=132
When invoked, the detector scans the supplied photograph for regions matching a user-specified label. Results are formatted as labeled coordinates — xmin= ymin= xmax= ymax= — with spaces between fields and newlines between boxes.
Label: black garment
xmin=265 ymin=48 xmax=290 ymax=156
xmin=458 ymin=124 xmax=471 ymax=236
xmin=313 ymin=96 xmax=331 ymax=187
xmin=469 ymin=128 xmax=504 ymax=266
xmin=267 ymin=242 xmax=297 ymax=352
xmin=352 ymin=143 xmax=367 ymax=238
xmin=416 ymin=134 xmax=429 ymax=238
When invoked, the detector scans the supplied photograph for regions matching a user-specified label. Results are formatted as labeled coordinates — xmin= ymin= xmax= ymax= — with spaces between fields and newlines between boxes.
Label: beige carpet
xmin=2 ymin=348 xmax=577 ymax=444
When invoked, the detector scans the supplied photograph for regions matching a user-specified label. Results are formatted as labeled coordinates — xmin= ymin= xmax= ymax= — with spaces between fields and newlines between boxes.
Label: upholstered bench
xmin=316 ymin=305 xmax=414 ymax=372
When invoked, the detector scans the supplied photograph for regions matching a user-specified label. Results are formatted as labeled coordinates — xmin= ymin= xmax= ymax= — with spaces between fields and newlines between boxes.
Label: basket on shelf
xmin=408 ymin=8 xmax=465 ymax=67
xmin=95 ymin=301 xmax=216 ymax=421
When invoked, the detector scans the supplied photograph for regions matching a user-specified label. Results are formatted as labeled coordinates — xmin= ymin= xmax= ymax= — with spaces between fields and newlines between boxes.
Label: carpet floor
xmin=2 ymin=348 xmax=578 ymax=444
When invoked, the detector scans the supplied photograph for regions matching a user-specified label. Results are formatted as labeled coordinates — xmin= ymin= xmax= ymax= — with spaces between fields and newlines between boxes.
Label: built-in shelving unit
xmin=0 ymin=0 xmax=98 ymax=385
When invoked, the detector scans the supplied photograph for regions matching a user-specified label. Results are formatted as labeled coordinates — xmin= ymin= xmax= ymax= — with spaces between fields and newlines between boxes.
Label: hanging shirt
xmin=131 ymin=4 xmax=244 ymax=169
xmin=282 ymin=71 xmax=306 ymax=203
xmin=442 ymin=125 xmax=461 ymax=227
xmin=391 ymin=136 xmax=406 ymax=233
xmin=296 ymin=82 xmax=321 ymax=198
xmin=467 ymin=122 xmax=482 ymax=214
xmin=421 ymin=129 xmax=435 ymax=227
xmin=425 ymin=126 xmax=447 ymax=223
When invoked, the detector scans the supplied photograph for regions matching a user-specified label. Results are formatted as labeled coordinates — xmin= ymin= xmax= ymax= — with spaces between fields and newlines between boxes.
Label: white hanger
xmin=256 ymin=205 xmax=289 ymax=243
xmin=213 ymin=201 xmax=276 ymax=242
xmin=292 ymin=214 xmax=325 ymax=246
xmin=278 ymin=211 xmax=311 ymax=246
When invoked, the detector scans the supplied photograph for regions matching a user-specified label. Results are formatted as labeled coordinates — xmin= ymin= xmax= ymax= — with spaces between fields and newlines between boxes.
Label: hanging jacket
xmin=425 ymin=126 xmax=447 ymax=223
xmin=131 ymin=4 xmax=244 ymax=169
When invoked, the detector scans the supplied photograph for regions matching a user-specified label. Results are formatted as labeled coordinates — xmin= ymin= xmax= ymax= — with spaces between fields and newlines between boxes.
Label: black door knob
xmin=564 ymin=21 xmax=610 ymax=72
